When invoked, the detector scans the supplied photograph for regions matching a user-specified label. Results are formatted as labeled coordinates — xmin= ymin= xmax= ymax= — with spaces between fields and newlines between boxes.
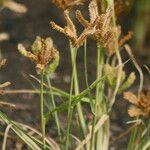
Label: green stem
xmin=107 ymin=0 xmax=123 ymax=111
xmin=84 ymin=40 xmax=89 ymax=88
xmin=46 ymin=75 xmax=61 ymax=137
xmin=65 ymin=46 xmax=78 ymax=150
xmin=90 ymin=44 xmax=104 ymax=150
xmin=40 ymin=72 xmax=45 ymax=148
xmin=70 ymin=45 xmax=86 ymax=136
xmin=127 ymin=127 xmax=137 ymax=150
xmin=65 ymin=72 xmax=74 ymax=150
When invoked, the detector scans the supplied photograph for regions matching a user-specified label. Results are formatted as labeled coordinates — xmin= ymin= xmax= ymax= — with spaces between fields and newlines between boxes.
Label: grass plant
xmin=0 ymin=0 xmax=149 ymax=150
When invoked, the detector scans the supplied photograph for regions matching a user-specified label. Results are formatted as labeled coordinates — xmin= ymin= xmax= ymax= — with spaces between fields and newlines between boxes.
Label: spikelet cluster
xmin=104 ymin=64 xmax=136 ymax=92
xmin=18 ymin=36 xmax=59 ymax=74
xmin=50 ymin=0 xmax=133 ymax=54
xmin=124 ymin=91 xmax=150 ymax=117
xmin=76 ymin=0 xmax=121 ymax=55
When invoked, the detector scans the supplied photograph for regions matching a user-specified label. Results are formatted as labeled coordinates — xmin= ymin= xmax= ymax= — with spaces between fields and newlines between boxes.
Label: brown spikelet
xmin=76 ymin=5 xmax=120 ymax=55
xmin=52 ymin=0 xmax=85 ymax=10
xmin=88 ymin=0 xmax=99 ymax=23
xmin=50 ymin=10 xmax=80 ymax=47
xmin=64 ymin=10 xmax=77 ymax=36
xmin=18 ymin=36 xmax=59 ymax=74
xmin=76 ymin=27 xmax=97 ymax=47
xmin=50 ymin=21 xmax=65 ymax=34
xmin=76 ymin=10 xmax=90 ymax=28
xmin=119 ymin=31 xmax=133 ymax=46
xmin=124 ymin=91 xmax=150 ymax=117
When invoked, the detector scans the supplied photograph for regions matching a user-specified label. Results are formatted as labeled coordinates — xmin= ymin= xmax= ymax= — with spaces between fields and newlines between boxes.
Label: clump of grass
xmin=0 ymin=0 xmax=149 ymax=150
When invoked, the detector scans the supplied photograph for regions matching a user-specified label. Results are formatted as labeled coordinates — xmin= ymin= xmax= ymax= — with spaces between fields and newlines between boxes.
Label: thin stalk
xmin=65 ymin=49 xmax=76 ymax=150
xmin=96 ymin=45 xmax=105 ymax=150
xmin=108 ymin=0 xmax=123 ymax=111
xmin=70 ymin=44 xmax=86 ymax=136
xmin=40 ymin=71 xmax=45 ymax=148
xmin=90 ymin=44 xmax=104 ymax=150
xmin=84 ymin=40 xmax=93 ymax=107
xmin=127 ymin=127 xmax=137 ymax=150
xmin=84 ymin=40 xmax=89 ymax=88
xmin=84 ymin=40 xmax=93 ymax=150
xmin=46 ymin=75 xmax=61 ymax=137
xmin=65 ymin=75 xmax=74 ymax=150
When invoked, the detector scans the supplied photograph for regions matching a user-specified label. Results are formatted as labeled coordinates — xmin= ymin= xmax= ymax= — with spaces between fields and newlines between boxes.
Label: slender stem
xmin=46 ymin=75 xmax=61 ymax=137
xmin=127 ymin=127 xmax=137 ymax=150
xmin=65 ymin=47 xmax=76 ymax=150
xmin=90 ymin=44 xmax=104 ymax=150
xmin=108 ymin=0 xmax=123 ymax=111
xmin=65 ymin=44 xmax=87 ymax=150
xmin=84 ymin=40 xmax=89 ymax=88
xmin=40 ymin=71 xmax=45 ymax=148
xmin=70 ymin=45 xmax=86 ymax=136
xmin=65 ymin=73 xmax=74 ymax=150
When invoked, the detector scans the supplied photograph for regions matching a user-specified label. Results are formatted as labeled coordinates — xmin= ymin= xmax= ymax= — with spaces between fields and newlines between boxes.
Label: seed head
xmin=76 ymin=1 xmax=121 ymax=55
xmin=124 ymin=91 xmax=150 ymax=118
xmin=18 ymin=36 xmax=59 ymax=74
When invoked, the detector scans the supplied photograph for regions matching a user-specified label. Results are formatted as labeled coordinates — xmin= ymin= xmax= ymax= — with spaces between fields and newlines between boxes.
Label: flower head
xmin=18 ymin=36 xmax=60 ymax=74
xmin=124 ymin=91 xmax=150 ymax=117
xmin=50 ymin=10 xmax=96 ymax=48
xmin=76 ymin=1 xmax=120 ymax=55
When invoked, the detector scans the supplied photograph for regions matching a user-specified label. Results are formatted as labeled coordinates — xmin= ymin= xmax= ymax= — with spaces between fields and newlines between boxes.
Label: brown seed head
xmin=124 ymin=91 xmax=150 ymax=117
xmin=18 ymin=36 xmax=59 ymax=74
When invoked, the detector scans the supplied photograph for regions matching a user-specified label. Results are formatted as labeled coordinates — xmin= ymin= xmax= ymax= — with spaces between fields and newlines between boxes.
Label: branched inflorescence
xmin=76 ymin=0 xmax=120 ymax=55
xmin=18 ymin=36 xmax=59 ymax=74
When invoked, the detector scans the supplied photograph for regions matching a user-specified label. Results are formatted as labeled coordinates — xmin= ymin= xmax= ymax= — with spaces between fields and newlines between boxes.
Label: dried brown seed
xmin=124 ymin=91 xmax=150 ymax=117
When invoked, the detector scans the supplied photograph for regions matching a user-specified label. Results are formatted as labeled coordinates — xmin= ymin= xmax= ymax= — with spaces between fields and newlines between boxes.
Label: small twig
xmin=0 ymin=82 xmax=11 ymax=88
xmin=0 ymin=101 xmax=16 ymax=108
xmin=0 ymin=89 xmax=45 ymax=94
xmin=144 ymin=65 xmax=150 ymax=74
xmin=2 ymin=124 xmax=12 ymax=150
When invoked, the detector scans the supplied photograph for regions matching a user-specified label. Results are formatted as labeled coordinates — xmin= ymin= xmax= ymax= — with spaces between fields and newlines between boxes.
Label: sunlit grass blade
xmin=45 ymin=77 xmax=105 ymax=118
xmin=30 ymin=74 xmax=70 ymax=98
